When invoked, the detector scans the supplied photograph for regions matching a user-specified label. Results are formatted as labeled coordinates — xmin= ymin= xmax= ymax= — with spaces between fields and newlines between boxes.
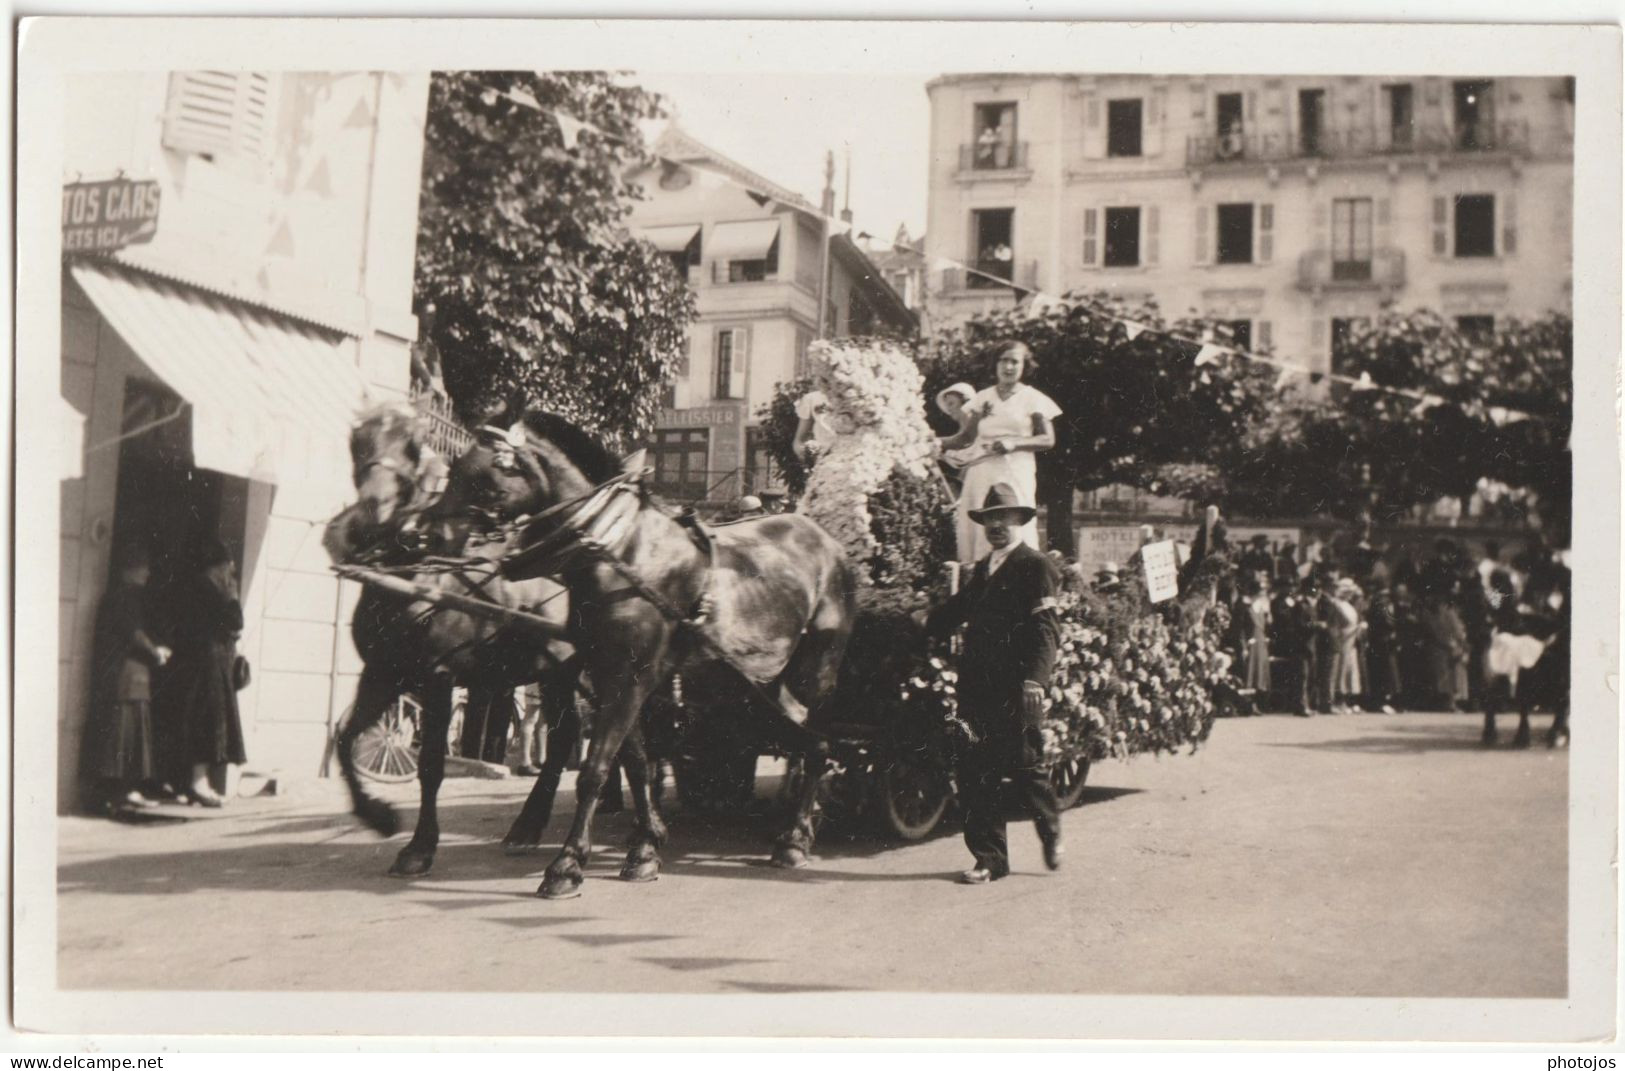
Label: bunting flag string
xmin=471 ymin=78 xmax=1557 ymax=428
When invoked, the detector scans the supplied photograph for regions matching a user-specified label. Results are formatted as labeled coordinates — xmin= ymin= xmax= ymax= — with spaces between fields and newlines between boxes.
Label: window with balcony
xmin=728 ymin=240 xmax=777 ymax=282
xmin=1453 ymin=80 xmax=1495 ymax=150
xmin=1107 ymin=99 xmax=1143 ymax=157
xmin=1298 ymin=89 xmax=1326 ymax=156
xmin=969 ymin=208 xmax=1015 ymax=288
xmin=1330 ymin=317 xmax=1371 ymax=376
xmin=972 ymin=102 xmax=1018 ymax=170
xmin=714 ymin=327 xmax=749 ymax=399
xmin=1385 ymin=83 xmax=1415 ymax=150
xmin=1215 ymin=203 xmax=1255 ymax=264
xmin=1331 ymin=198 xmax=1374 ymax=280
xmin=1456 ymin=315 xmax=1495 ymax=340
xmin=1103 ymin=207 xmax=1142 ymax=267
xmin=1454 ymin=194 xmax=1496 ymax=258
xmin=1216 ymin=92 xmax=1245 ymax=139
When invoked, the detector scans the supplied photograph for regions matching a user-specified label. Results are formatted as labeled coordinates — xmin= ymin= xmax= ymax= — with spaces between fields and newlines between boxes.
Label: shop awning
xmin=635 ymin=223 xmax=701 ymax=253
xmin=706 ymin=219 xmax=780 ymax=261
xmin=70 ymin=261 xmax=365 ymax=507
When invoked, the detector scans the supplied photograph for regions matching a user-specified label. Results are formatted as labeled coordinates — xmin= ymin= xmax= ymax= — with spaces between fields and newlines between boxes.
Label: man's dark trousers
xmin=958 ymin=733 xmax=1060 ymax=875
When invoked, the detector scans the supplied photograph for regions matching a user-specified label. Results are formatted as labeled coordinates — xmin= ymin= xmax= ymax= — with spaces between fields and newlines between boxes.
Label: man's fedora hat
xmin=968 ymin=482 xmax=1037 ymax=525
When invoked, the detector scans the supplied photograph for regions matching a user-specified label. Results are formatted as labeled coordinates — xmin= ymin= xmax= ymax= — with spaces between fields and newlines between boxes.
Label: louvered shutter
xmin=1502 ymin=191 xmax=1518 ymax=255
xmin=729 ymin=329 xmax=749 ymax=400
xmin=1432 ymin=195 xmax=1451 ymax=258
xmin=1145 ymin=205 xmax=1160 ymax=266
xmin=1194 ymin=205 xmax=1211 ymax=265
xmin=1143 ymin=88 xmax=1166 ymax=156
xmin=1082 ymin=94 xmax=1105 ymax=159
xmin=163 ymin=72 xmax=278 ymax=160
xmin=1311 ymin=319 xmax=1328 ymax=358
xmin=1258 ymin=321 xmax=1273 ymax=352
xmin=1189 ymin=83 xmax=1207 ymax=120
xmin=1258 ymin=203 xmax=1275 ymax=263
xmin=1375 ymin=197 xmax=1392 ymax=251
xmin=1081 ymin=208 xmax=1099 ymax=267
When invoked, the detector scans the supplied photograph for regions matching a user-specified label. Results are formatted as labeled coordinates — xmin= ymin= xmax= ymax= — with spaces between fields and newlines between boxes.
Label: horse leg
xmin=503 ymin=667 xmax=578 ymax=853
xmin=390 ymin=676 xmax=454 ymax=877
xmin=1481 ymin=677 xmax=1502 ymax=746
xmin=336 ymin=664 xmax=404 ymax=838
xmin=538 ymin=665 xmax=657 ymax=901
xmin=1548 ymin=695 xmax=1570 ymax=748
xmin=763 ymin=604 xmax=849 ymax=869
xmin=1512 ymin=679 xmax=1533 ymax=749
xmin=618 ymin=723 xmax=668 ymax=884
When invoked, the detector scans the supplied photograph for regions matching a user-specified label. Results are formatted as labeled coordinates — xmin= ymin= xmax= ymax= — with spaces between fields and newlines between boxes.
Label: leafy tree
xmin=917 ymin=292 xmax=1280 ymax=556
xmin=415 ymin=71 xmax=696 ymax=443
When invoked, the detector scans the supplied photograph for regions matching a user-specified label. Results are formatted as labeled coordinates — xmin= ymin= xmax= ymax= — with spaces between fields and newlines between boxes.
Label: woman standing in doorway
xmin=162 ymin=538 xmax=247 ymax=807
xmin=939 ymin=341 xmax=1060 ymax=562
xmin=86 ymin=542 xmax=171 ymax=811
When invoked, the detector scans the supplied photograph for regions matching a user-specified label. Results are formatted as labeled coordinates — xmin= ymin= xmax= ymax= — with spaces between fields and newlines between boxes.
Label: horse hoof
xmin=1480 ymin=732 xmax=1498 ymax=748
xmin=1512 ymin=733 xmax=1532 ymax=750
xmin=389 ymin=850 xmax=434 ymax=878
xmin=1548 ymin=732 xmax=1570 ymax=750
xmin=358 ymin=801 xmax=400 ymax=838
xmin=770 ymin=845 xmax=810 ymax=870
xmin=620 ymin=859 xmax=660 ymax=883
xmin=537 ymin=875 xmax=583 ymax=900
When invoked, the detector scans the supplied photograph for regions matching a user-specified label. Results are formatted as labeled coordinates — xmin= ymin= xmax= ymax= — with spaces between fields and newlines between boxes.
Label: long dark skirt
xmin=91 ymin=698 xmax=156 ymax=783
xmin=162 ymin=643 xmax=247 ymax=772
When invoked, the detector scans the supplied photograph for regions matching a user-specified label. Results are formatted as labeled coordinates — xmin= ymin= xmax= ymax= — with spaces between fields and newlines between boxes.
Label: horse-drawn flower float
xmin=764 ymin=339 xmax=1227 ymax=840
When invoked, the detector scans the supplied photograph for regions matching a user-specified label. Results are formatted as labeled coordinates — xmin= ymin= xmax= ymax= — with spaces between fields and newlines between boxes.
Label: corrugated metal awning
xmin=635 ymin=223 xmax=701 ymax=253
xmin=707 ymin=219 xmax=780 ymax=261
xmin=70 ymin=260 xmax=365 ymax=509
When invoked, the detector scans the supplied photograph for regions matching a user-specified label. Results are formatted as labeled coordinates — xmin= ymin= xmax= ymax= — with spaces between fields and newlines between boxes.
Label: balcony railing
xmin=1186 ymin=119 xmax=1531 ymax=166
xmin=410 ymin=384 xmax=473 ymax=457
xmin=942 ymin=258 xmax=1039 ymax=293
xmin=958 ymin=140 xmax=1031 ymax=173
xmin=1296 ymin=248 xmax=1406 ymax=293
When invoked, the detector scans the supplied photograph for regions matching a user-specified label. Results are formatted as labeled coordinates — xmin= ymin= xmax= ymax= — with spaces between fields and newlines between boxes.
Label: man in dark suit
xmin=921 ymin=483 xmax=1064 ymax=884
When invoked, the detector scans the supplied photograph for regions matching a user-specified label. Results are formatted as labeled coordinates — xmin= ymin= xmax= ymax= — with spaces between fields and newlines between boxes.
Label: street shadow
xmin=1261 ymin=722 xmax=1558 ymax=755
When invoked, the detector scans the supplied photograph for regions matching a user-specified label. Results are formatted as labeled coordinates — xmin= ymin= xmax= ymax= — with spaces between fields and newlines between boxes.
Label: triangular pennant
xmin=745 ymin=190 xmax=773 ymax=208
xmin=266 ymin=218 xmax=295 ymax=257
xmin=1274 ymin=366 xmax=1295 ymax=390
xmin=554 ymin=112 xmax=587 ymax=150
xmin=344 ymin=96 xmax=373 ymax=129
xmin=304 ymin=157 xmax=331 ymax=197
xmin=1122 ymin=321 xmax=1146 ymax=342
xmin=1193 ymin=343 xmax=1225 ymax=368
xmin=1025 ymin=292 xmax=1062 ymax=319
xmin=507 ymin=86 xmax=541 ymax=111
xmin=1351 ymin=371 xmax=1376 ymax=392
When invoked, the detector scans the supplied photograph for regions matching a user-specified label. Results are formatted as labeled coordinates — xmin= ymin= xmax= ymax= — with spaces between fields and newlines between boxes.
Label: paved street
xmin=57 ymin=711 xmax=1566 ymax=997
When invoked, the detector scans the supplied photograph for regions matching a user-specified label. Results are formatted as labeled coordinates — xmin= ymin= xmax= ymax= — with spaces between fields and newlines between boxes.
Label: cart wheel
xmin=874 ymin=750 xmax=951 ymax=841
xmin=352 ymin=693 xmax=424 ymax=784
xmin=1049 ymin=756 xmax=1091 ymax=811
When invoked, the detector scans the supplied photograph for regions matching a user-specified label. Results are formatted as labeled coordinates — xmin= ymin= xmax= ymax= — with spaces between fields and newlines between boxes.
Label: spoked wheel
xmin=351 ymin=693 xmax=425 ymax=784
xmin=874 ymin=748 xmax=952 ymax=841
xmin=1049 ymin=756 xmax=1091 ymax=811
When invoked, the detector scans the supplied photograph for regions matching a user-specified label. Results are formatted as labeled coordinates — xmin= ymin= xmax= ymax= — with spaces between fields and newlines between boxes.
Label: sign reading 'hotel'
xmin=62 ymin=178 xmax=162 ymax=253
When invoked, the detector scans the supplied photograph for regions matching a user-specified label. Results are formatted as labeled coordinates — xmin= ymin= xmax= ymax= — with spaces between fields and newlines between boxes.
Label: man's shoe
xmin=958 ymin=866 xmax=1006 ymax=884
xmin=1041 ymin=833 xmax=1065 ymax=871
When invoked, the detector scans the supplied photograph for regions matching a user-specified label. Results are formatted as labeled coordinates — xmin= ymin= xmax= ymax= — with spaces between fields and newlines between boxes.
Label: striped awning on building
xmin=635 ymin=223 xmax=702 ymax=253
xmin=706 ymin=219 xmax=780 ymax=261
xmin=70 ymin=260 xmax=365 ymax=508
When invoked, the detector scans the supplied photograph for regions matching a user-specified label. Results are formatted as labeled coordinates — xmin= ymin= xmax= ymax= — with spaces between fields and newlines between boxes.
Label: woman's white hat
xmin=935 ymin=382 xmax=976 ymax=414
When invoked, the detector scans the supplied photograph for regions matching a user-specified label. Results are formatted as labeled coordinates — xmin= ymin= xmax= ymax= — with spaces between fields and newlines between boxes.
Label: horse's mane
xmin=519 ymin=410 xmax=620 ymax=484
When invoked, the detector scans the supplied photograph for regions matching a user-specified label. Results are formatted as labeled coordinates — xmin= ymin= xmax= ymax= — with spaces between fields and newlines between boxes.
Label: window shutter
xmin=1143 ymin=88 xmax=1166 ymax=156
xmin=1082 ymin=94 xmax=1105 ymax=159
xmin=1502 ymin=192 xmax=1517 ymax=255
xmin=1195 ymin=205 xmax=1211 ymax=265
xmin=1431 ymin=195 xmax=1451 ymax=258
xmin=1145 ymin=205 xmax=1160 ymax=266
xmin=162 ymin=72 xmax=278 ymax=160
xmin=1258 ymin=321 xmax=1273 ymax=352
xmin=1189 ymin=84 xmax=1207 ymax=119
xmin=1081 ymin=208 xmax=1099 ymax=266
xmin=1312 ymin=201 xmax=1330 ymax=250
xmin=729 ymin=329 xmax=749 ymax=400
xmin=1258 ymin=203 xmax=1275 ymax=263
xmin=1245 ymin=90 xmax=1257 ymax=123
xmin=1375 ymin=197 xmax=1392 ymax=250
xmin=1311 ymin=319 xmax=1328 ymax=355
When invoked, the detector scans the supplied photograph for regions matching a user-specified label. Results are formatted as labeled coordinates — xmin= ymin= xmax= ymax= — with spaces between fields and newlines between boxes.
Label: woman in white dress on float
xmin=939 ymin=341 xmax=1061 ymax=561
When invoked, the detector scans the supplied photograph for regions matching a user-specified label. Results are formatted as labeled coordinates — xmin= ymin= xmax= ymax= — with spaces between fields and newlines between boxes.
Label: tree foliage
xmin=415 ymin=70 xmax=696 ymax=444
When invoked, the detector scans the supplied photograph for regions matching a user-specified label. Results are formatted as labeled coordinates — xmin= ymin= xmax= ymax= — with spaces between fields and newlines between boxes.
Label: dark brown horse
xmin=432 ymin=411 xmax=856 ymax=899
xmin=324 ymin=404 xmax=610 ymax=877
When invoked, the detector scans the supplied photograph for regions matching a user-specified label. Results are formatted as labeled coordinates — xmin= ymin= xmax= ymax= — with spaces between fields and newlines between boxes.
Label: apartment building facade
xmin=924 ymin=74 xmax=1574 ymax=371
xmin=627 ymin=126 xmax=916 ymax=506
